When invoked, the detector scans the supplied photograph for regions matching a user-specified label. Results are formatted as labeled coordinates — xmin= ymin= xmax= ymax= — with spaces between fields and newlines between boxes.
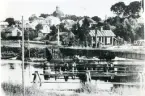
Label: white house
xmin=4 ymin=26 xmax=22 ymax=37
xmin=45 ymin=16 xmax=61 ymax=26
xmin=38 ymin=25 xmax=50 ymax=37
xmin=0 ymin=22 xmax=8 ymax=30
xmin=29 ymin=20 xmax=39 ymax=30
xmin=61 ymin=19 xmax=76 ymax=29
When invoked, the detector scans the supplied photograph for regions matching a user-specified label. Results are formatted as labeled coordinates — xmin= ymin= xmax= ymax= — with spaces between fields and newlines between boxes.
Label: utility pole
xmin=57 ymin=25 xmax=60 ymax=46
xmin=95 ymin=28 xmax=98 ymax=48
xmin=22 ymin=16 xmax=25 ymax=96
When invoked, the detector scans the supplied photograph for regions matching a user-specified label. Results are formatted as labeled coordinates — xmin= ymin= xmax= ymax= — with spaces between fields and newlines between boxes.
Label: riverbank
xmin=1 ymin=82 xmax=144 ymax=96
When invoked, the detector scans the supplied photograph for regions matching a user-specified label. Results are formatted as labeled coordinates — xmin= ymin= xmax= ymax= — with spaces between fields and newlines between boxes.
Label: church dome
xmin=53 ymin=6 xmax=64 ymax=18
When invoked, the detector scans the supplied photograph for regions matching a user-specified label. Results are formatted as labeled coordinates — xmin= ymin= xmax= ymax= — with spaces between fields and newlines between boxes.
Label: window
xmin=107 ymin=37 xmax=110 ymax=44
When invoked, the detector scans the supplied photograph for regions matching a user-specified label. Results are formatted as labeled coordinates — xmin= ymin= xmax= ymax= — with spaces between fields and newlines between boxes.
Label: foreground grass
xmin=1 ymin=82 xmax=67 ymax=96
xmin=1 ymin=82 xmax=145 ymax=96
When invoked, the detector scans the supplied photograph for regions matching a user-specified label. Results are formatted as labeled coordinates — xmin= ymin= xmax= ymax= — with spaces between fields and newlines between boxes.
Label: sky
xmin=0 ymin=0 xmax=141 ymax=21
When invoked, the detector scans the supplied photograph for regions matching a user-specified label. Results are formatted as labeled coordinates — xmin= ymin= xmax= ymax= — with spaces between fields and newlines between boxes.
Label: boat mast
xmin=22 ymin=16 xmax=25 ymax=96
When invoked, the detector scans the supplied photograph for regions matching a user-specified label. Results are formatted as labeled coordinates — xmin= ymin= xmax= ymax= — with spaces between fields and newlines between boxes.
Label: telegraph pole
xmin=57 ymin=25 xmax=60 ymax=46
xmin=95 ymin=28 xmax=98 ymax=48
xmin=22 ymin=16 xmax=25 ymax=96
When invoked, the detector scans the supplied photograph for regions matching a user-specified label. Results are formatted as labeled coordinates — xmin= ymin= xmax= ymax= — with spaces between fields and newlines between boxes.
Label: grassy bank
xmin=1 ymin=82 xmax=144 ymax=96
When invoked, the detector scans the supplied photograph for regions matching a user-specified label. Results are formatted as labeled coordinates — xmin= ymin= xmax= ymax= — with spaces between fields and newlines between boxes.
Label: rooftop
xmin=89 ymin=29 xmax=115 ymax=37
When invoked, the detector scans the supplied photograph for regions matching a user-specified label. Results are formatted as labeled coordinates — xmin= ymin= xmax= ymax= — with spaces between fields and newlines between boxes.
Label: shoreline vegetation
xmin=1 ymin=82 xmax=144 ymax=96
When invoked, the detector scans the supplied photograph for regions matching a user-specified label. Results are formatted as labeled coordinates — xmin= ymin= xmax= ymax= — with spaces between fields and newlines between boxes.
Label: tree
xmin=135 ymin=24 xmax=144 ymax=40
xmin=61 ymin=15 xmax=83 ymax=21
xmin=50 ymin=25 xmax=57 ymax=35
xmin=29 ymin=14 xmax=38 ymax=22
xmin=111 ymin=2 xmax=126 ymax=17
xmin=79 ymin=17 xmax=91 ymax=46
xmin=124 ymin=1 xmax=141 ymax=18
xmin=103 ymin=23 xmax=110 ymax=30
xmin=91 ymin=16 xmax=101 ymax=23
xmin=35 ymin=23 xmax=43 ymax=31
xmin=109 ymin=1 xmax=143 ymax=43
xmin=59 ymin=23 xmax=68 ymax=32
xmin=5 ymin=18 xmax=15 ymax=26
xmin=39 ymin=14 xmax=50 ymax=18
xmin=142 ymin=0 xmax=144 ymax=11
xmin=24 ymin=28 xmax=38 ymax=40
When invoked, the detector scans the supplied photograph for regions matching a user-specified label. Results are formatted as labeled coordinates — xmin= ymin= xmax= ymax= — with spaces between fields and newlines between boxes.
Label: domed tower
xmin=53 ymin=6 xmax=64 ymax=18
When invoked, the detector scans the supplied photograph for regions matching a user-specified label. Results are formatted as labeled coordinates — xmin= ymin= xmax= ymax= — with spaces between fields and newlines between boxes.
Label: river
xmin=1 ymin=59 xmax=145 ymax=91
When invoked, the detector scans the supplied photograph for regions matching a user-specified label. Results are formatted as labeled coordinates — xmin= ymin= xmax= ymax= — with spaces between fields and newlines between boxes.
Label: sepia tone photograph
xmin=0 ymin=0 xmax=145 ymax=96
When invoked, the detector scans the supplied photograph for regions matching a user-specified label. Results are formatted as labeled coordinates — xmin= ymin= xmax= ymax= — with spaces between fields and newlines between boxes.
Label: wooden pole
xmin=57 ymin=25 xmax=60 ymax=46
xmin=28 ymin=29 xmax=30 ymax=59
xmin=22 ymin=16 xmax=25 ymax=96
xmin=95 ymin=28 xmax=98 ymax=48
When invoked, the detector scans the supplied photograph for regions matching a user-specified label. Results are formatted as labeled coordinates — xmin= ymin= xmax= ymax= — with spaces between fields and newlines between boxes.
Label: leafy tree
xmin=61 ymin=15 xmax=83 ymax=21
xmin=1 ymin=31 xmax=7 ymax=39
xmin=24 ymin=28 xmax=38 ymax=40
xmin=91 ymin=16 xmax=101 ymax=23
xmin=39 ymin=14 xmax=50 ymax=18
xmin=29 ymin=14 xmax=38 ymax=22
xmin=5 ymin=18 xmax=15 ymax=26
xmin=59 ymin=23 xmax=68 ymax=32
xmin=111 ymin=2 xmax=126 ymax=17
xmin=103 ymin=23 xmax=110 ymax=30
xmin=35 ymin=23 xmax=43 ymax=31
xmin=135 ymin=24 xmax=144 ymax=40
xmin=124 ymin=1 xmax=141 ymax=18
xmin=76 ymin=17 xmax=91 ymax=46
xmin=142 ymin=0 xmax=144 ymax=11
xmin=45 ymin=25 xmax=58 ymax=40
xmin=50 ymin=25 xmax=57 ymax=35
xmin=105 ymin=16 xmax=125 ymax=26
xmin=111 ymin=1 xmax=142 ymax=18
xmin=82 ymin=17 xmax=90 ymax=28
xmin=108 ymin=1 xmax=143 ymax=43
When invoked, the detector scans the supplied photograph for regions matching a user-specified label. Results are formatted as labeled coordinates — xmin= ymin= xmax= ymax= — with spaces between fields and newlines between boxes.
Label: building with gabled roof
xmin=2 ymin=26 xmax=22 ymax=38
xmin=89 ymin=28 xmax=115 ymax=46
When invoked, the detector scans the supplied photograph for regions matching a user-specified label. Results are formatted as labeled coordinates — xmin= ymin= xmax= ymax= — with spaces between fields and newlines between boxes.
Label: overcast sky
xmin=0 ymin=0 xmax=141 ymax=21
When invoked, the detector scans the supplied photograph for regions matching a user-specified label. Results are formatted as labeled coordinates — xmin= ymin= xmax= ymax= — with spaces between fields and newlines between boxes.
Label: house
xmin=0 ymin=22 xmax=8 ymax=30
xmin=3 ymin=26 xmax=22 ymax=37
xmin=61 ymin=19 xmax=76 ymax=29
xmin=29 ymin=20 xmax=39 ymax=30
xmin=45 ymin=16 xmax=61 ymax=26
xmin=89 ymin=28 xmax=115 ymax=47
xmin=38 ymin=25 xmax=50 ymax=37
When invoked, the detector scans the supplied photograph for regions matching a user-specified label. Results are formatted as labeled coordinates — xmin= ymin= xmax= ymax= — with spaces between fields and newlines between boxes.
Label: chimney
xmin=100 ymin=26 xmax=103 ymax=31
